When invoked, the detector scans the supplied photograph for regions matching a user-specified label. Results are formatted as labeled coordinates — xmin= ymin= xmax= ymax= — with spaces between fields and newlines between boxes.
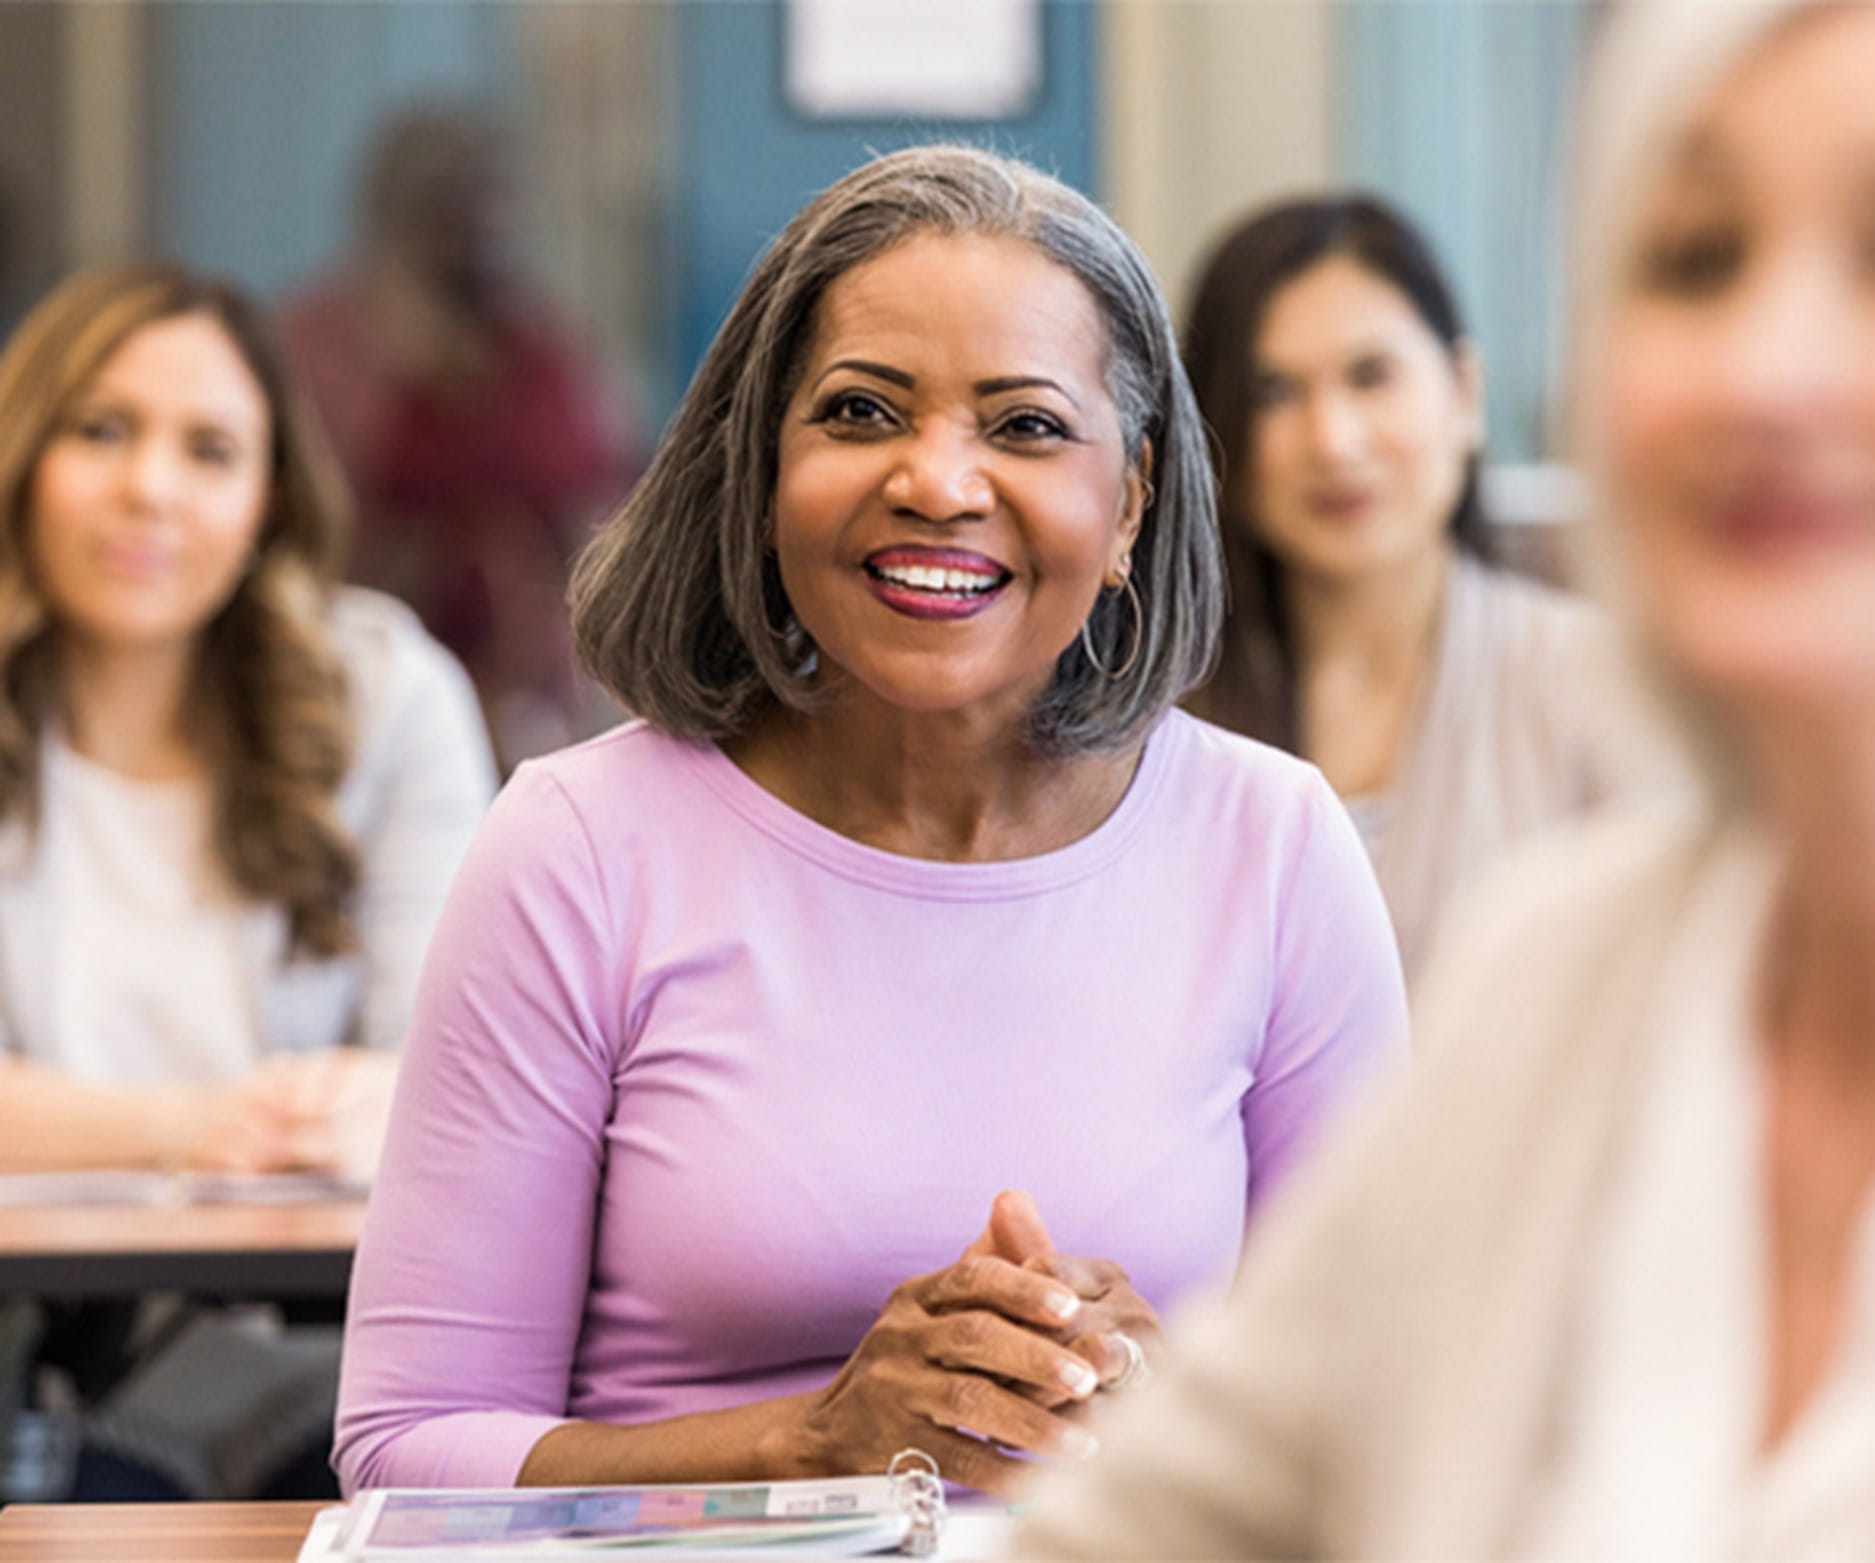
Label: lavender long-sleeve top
xmin=334 ymin=711 xmax=1407 ymax=1492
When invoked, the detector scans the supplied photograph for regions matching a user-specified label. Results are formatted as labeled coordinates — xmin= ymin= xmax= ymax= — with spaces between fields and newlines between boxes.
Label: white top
xmin=1339 ymin=791 xmax=1393 ymax=863
xmin=47 ymin=741 xmax=253 ymax=1084
xmin=1365 ymin=554 xmax=1672 ymax=983
xmin=0 ymin=588 xmax=497 ymax=1078
xmin=1520 ymin=828 xmax=1875 ymax=1562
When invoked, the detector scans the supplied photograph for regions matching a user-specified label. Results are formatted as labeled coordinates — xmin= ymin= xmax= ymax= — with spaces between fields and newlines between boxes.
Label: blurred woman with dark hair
xmin=1184 ymin=197 xmax=1644 ymax=979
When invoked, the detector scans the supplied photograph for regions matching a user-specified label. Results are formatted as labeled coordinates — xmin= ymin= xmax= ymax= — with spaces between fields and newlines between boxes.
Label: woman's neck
xmin=1285 ymin=546 xmax=1451 ymax=793
xmin=724 ymin=697 xmax=1143 ymax=863
xmin=1286 ymin=544 xmax=1451 ymax=673
xmin=1746 ymin=700 xmax=1875 ymax=1456
xmin=57 ymin=640 xmax=205 ymax=782
xmin=1753 ymin=709 xmax=1875 ymax=1074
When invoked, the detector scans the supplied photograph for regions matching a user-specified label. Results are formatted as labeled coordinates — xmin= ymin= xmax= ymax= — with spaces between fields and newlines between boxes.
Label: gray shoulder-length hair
xmin=570 ymin=143 xmax=1224 ymax=756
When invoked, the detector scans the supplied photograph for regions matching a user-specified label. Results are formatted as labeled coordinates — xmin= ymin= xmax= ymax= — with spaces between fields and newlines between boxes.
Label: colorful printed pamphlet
xmin=297 ymin=1458 xmax=949 ymax=1561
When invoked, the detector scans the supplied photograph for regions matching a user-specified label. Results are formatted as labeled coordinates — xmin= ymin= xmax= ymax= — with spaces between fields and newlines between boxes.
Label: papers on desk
xmin=0 ymin=1170 xmax=368 ymax=1206
xmin=298 ymin=1473 xmax=941 ymax=1560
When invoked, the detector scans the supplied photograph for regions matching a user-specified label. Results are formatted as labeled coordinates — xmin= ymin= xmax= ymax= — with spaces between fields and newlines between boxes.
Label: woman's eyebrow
xmin=975 ymin=374 xmax=1081 ymax=409
xmin=810 ymin=358 xmax=915 ymax=391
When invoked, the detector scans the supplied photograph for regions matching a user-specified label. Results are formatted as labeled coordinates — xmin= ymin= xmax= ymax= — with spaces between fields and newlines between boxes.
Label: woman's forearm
xmin=517 ymin=1394 xmax=829 ymax=1488
xmin=0 ymin=1057 xmax=203 ymax=1171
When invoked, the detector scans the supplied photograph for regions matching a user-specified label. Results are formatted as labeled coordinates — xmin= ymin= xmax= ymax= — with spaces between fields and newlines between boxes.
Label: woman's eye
xmin=814 ymin=390 xmax=896 ymax=431
xmin=1250 ymin=374 xmax=1297 ymax=411
xmin=1347 ymin=356 xmax=1396 ymax=392
xmin=188 ymin=433 xmax=241 ymax=468
xmin=1636 ymin=226 xmax=1745 ymax=298
xmin=68 ymin=410 xmax=130 ymax=444
xmin=995 ymin=409 xmax=1068 ymax=444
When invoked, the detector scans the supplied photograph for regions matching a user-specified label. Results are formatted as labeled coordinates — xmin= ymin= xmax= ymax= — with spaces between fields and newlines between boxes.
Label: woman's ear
xmin=1116 ymin=439 xmax=1154 ymax=561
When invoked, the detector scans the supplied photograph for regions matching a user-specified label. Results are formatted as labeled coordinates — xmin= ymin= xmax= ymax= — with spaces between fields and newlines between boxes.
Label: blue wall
xmin=1338 ymin=2 xmax=1588 ymax=460
xmin=141 ymin=0 xmax=1099 ymax=424
xmin=670 ymin=0 xmax=1100 ymax=385
xmin=147 ymin=2 xmax=512 ymax=298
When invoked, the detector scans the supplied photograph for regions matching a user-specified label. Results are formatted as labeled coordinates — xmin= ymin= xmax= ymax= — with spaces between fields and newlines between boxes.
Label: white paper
xmin=786 ymin=0 xmax=1043 ymax=119
xmin=0 ymin=1170 xmax=367 ymax=1207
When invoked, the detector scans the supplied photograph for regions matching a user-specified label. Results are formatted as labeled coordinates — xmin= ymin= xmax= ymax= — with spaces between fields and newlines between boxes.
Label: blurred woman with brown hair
xmin=0 ymin=262 xmax=494 ymax=1500
xmin=0 ymin=262 xmax=493 ymax=1182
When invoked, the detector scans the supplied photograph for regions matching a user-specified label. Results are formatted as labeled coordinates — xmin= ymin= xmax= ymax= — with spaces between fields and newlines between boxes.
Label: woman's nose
xmin=119 ymin=435 xmax=184 ymax=513
xmin=882 ymin=425 xmax=994 ymax=521
xmin=1715 ymin=246 xmax=1866 ymax=427
xmin=1302 ymin=390 xmax=1367 ymax=465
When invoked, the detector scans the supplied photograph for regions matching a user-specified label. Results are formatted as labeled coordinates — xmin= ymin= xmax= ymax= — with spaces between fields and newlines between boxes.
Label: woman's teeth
xmin=870 ymin=563 xmax=1004 ymax=595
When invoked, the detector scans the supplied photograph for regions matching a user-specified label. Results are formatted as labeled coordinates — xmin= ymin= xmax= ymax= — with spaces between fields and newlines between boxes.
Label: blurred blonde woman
xmin=1017 ymin=1 xmax=1875 ymax=1555
xmin=0 ymin=266 xmax=494 ymax=1499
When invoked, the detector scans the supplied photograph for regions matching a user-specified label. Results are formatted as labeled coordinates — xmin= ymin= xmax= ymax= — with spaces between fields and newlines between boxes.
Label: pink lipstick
xmin=863 ymin=547 xmax=1011 ymax=621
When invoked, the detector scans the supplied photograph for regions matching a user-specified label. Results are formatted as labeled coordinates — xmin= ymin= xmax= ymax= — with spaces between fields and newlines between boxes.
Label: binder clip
xmin=887 ymin=1447 xmax=945 ymax=1557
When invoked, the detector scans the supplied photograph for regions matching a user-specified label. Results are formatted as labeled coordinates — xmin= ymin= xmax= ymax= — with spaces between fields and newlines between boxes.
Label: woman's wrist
xmin=521 ymin=1399 xmax=839 ymax=1489
xmin=758 ymin=1392 xmax=835 ymax=1481
xmin=143 ymin=1082 xmax=209 ymax=1170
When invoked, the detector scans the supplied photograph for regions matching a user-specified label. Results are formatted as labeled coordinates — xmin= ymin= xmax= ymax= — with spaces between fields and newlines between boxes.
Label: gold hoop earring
xmin=761 ymin=551 xmax=816 ymax=674
xmin=1080 ymin=574 xmax=1143 ymax=681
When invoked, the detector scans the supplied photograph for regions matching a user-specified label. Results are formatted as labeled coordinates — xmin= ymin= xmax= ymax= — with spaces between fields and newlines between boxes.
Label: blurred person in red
xmin=281 ymin=103 xmax=636 ymax=766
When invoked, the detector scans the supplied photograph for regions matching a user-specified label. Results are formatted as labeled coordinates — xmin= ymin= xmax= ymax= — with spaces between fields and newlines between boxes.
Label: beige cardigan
xmin=1359 ymin=554 xmax=1632 ymax=984
xmin=1015 ymin=804 xmax=1738 ymax=1560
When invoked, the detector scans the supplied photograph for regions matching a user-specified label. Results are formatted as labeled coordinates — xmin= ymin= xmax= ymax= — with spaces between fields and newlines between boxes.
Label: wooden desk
xmin=0 ymin=1201 xmax=366 ymax=1297
xmin=0 ymin=1500 xmax=324 ymax=1561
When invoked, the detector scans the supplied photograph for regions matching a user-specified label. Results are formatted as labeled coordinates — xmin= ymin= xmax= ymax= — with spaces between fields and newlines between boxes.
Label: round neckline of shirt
xmin=49 ymin=735 xmax=208 ymax=809
xmin=679 ymin=711 xmax=1181 ymax=901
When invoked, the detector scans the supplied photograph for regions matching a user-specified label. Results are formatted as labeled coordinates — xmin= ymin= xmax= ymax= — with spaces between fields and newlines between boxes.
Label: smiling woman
xmin=29 ymin=317 xmax=273 ymax=664
xmin=334 ymin=145 xmax=1409 ymax=1500
xmin=743 ymin=230 xmax=1149 ymax=856
xmin=0 ymin=265 xmax=493 ymax=1164
xmin=0 ymin=264 xmax=495 ymax=1498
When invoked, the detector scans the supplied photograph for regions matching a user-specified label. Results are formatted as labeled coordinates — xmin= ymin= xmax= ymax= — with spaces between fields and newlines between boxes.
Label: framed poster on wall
xmin=784 ymin=0 xmax=1043 ymax=120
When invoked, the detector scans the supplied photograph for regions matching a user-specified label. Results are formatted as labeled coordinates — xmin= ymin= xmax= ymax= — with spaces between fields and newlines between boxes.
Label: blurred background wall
xmin=0 ymin=0 xmax=1596 ymax=506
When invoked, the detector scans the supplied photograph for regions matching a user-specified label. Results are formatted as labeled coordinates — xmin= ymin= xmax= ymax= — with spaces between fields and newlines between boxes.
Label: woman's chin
xmin=1661 ymin=625 xmax=1875 ymax=736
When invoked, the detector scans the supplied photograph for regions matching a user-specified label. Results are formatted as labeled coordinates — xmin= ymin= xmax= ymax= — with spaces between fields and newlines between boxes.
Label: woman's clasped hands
xmin=175 ymin=1051 xmax=398 ymax=1182
xmin=791 ymin=1191 xmax=1162 ymax=1495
